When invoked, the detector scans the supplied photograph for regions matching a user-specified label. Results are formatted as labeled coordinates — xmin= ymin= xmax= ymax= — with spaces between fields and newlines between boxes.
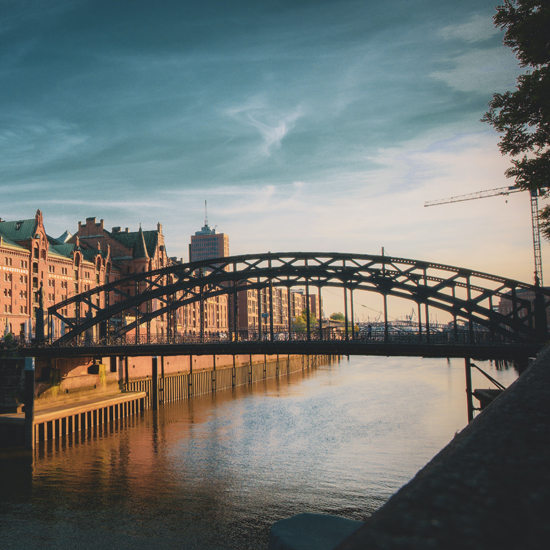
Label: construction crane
xmin=424 ymin=185 xmax=545 ymax=286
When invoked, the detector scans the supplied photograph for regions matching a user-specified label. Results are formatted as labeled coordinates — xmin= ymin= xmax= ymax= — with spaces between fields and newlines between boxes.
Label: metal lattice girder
xmin=48 ymin=253 xmax=550 ymax=345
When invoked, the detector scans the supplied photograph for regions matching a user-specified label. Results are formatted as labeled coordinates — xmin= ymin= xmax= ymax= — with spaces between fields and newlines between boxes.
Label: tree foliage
xmin=329 ymin=312 xmax=345 ymax=322
xmin=293 ymin=309 xmax=317 ymax=332
xmin=482 ymin=1 xmax=550 ymax=236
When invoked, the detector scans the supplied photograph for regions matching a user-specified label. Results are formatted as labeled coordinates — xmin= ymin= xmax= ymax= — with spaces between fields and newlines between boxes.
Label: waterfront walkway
xmin=0 ymin=391 xmax=146 ymax=445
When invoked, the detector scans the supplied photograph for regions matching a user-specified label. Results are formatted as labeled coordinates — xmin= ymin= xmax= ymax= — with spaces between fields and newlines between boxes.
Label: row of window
xmin=3 ymin=257 xmax=30 ymax=268
xmin=3 ymin=304 xmax=28 ymax=314
xmin=47 ymin=279 xmax=69 ymax=289
xmin=2 ymin=289 xmax=29 ymax=298
xmin=3 ymin=273 xmax=30 ymax=284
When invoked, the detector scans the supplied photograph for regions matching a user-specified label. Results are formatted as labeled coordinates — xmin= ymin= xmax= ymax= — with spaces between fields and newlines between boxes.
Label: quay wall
xmin=128 ymin=354 xmax=318 ymax=407
xmin=27 ymin=353 xmax=308 ymax=408
xmin=1 ymin=353 xmax=334 ymax=447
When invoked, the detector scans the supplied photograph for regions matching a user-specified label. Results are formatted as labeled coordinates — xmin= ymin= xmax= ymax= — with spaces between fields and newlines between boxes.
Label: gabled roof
xmin=57 ymin=230 xmax=72 ymax=243
xmin=0 ymin=218 xmax=37 ymax=242
xmin=132 ymin=226 xmax=150 ymax=259
xmin=111 ymin=229 xmax=159 ymax=258
xmin=80 ymin=247 xmax=109 ymax=263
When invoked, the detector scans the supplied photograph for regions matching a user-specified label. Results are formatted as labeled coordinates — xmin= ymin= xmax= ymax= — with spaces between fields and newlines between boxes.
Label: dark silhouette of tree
xmin=482 ymin=1 xmax=550 ymax=236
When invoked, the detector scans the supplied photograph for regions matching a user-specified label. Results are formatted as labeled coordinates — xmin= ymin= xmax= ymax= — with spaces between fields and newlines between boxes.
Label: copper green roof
xmin=110 ymin=229 xmax=159 ymax=258
xmin=0 ymin=233 xmax=28 ymax=251
xmin=48 ymin=242 xmax=76 ymax=259
xmin=0 ymin=218 xmax=37 ymax=242
xmin=80 ymin=247 xmax=109 ymax=262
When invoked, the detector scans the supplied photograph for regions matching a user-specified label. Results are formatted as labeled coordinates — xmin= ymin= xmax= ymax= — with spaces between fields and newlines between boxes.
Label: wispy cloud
xmin=225 ymin=99 xmax=303 ymax=156
xmin=0 ymin=117 xmax=88 ymax=169
xmin=438 ymin=14 xmax=500 ymax=44
xmin=430 ymin=47 xmax=520 ymax=94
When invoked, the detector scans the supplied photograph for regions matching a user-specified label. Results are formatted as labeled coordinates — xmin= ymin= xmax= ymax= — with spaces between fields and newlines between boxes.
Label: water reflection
xmin=1 ymin=357 xmax=517 ymax=550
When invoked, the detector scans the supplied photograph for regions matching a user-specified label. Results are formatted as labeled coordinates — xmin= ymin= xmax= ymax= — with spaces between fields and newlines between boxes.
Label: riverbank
xmin=0 ymin=353 xmax=335 ymax=447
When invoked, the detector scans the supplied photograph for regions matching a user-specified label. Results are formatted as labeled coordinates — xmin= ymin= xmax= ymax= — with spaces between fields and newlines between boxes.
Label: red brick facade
xmin=1 ymin=210 xmax=115 ymax=340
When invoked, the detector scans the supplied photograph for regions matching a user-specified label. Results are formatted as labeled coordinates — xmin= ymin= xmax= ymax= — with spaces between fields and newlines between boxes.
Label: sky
xmin=0 ymin=0 xmax=544 ymax=319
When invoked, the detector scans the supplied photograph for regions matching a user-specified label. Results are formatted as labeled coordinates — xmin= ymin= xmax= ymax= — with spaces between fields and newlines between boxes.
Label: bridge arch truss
xmin=47 ymin=253 xmax=550 ymax=346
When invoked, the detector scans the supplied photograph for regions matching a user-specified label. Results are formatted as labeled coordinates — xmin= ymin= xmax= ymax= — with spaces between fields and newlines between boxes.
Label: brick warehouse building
xmin=71 ymin=217 xmax=173 ymax=339
xmin=1 ymin=210 xmax=116 ymax=340
xmin=2 ymin=211 xmax=324 ymax=342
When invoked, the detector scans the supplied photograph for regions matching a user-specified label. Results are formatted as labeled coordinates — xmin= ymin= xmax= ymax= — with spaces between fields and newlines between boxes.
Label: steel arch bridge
xmin=47 ymin=252 xmax=550 ymax=347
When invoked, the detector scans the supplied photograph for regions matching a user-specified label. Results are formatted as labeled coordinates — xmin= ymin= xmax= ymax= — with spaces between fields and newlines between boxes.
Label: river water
xmin=0 ymin=356 xmax=519 ymax=550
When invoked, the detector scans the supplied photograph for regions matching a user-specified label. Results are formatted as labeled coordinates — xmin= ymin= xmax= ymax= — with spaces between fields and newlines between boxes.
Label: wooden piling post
xmin=24 ymin=357 xmax=35 ymax=450
xmin=212 ymin=355 xmax=216 ymax=392
xmin=189 ymin=355 xmax=193 ymax=397
xmin=152 ymin=356 xmax=159 ymax=411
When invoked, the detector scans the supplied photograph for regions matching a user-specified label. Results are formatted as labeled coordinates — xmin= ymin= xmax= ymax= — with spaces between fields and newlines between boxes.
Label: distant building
xmin=185 ymin=216 xmax=229 ymax=336
xmin=238 ymin=285 xmax=322 ymax=336
xmin=238 ymin=287 xmax=290 ymax=334
xmin=189 ymin=222 xmax=229 ymax=263
xmin=308 ymin=293 xmax=323 ymax=320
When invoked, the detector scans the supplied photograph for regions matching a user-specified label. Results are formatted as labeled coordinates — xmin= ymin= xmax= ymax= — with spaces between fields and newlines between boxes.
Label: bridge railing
xmin=12 ymin=327 xmax=515 ymax=349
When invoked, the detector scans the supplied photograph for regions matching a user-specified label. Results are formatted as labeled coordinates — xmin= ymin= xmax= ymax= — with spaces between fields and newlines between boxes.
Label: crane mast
xmin=425 ymin=186 xmax=544 ymax=285
xmin=530 ymin=189 xmax=543 ymax=285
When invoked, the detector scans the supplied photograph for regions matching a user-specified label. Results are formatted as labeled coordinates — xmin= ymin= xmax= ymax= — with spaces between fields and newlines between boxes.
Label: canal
xmin=0 ymin=355 xmax=518 ymax=550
